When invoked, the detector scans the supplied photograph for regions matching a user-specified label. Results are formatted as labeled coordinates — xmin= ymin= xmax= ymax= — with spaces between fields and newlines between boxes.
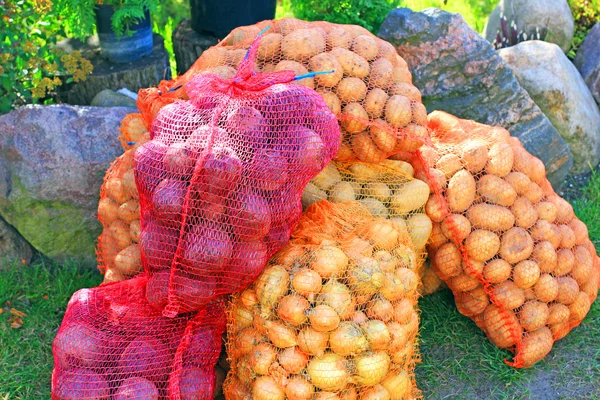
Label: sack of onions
xmin=224 ymin=201 xmax=421 ymax=400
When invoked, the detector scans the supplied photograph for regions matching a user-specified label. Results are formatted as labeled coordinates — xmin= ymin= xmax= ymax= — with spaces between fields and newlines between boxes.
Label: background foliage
xmin=568 ymin=0 xmax=600 ymax=59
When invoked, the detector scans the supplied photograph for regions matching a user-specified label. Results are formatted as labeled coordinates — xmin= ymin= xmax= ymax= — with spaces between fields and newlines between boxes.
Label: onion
xmin=380 ymin=371 xmax=410 ymax=400
xmin=350 ymin=311 xmax=368 ymax=324
xmin=255 ymin=265 xmax=290 ymax=311
xmin=307 ymin=352 xmax=349 ymax=391
xmin=315 ymin=392 xmax=341 ymax=400
xmin=311 ymin=246 xmax=349 ymax=278
xmin=361 ymin=221 xmax=399 ymax=251
xmin=316 ymin=279 xmax=355 ymax=320
xmin=387 ymin=322 xmax=410 ymax=353
xmin=392 ymin=244 xmax=418 ymax=270
xmin=236 ymin=356 xmax=255 ymax=385
xmin=252 ymin=376 xmax=285 ymax=400
xmin=225 ymin=377 xmax=251 ymax=400
xmin=297 ymin=327 xmax=329 ymax=356
xmin=240 ymin=289 xmax=258 ymax=309
xmin=276 ymin=246 xmax=306 ymax=269
xmin=329 ymin=322 xmax=368 ymax=356
xmin=232 ymin=327 xmax=265 ymax=358
xmin=390 ymin=344 xmax=414 ymax=366
xmin=248 ymin=342 xmax=277 ymax=375
xmin=278 ymin=346 xmax=309 ymax=374
xmin=292 ymin=268 xmax=323 ymax=301
xmin=353 ymin=351 xmax=391 ymax=386
xmin=163 ymin=141 xmax=197 ymax=178
xmin=343 ymin=238 xmax=374 ymax=260
xmin=373 ymin=250 xmax=397 ymax=273
xmin=308 ymin=304 xmax=341 ymax=332
xmin=392 ymin=299 xmax=414 ymax=324
xmin=278 ymin=294 xmax=310 ymax=326
xmin=380 ymin=272 xmax=414 ymax=302
xmin=253 ymin=313 xmax=269 ymax=335
xmin=340 ymin=387 xmax=359 ymax=400
xmin=285 ymin=376 xmax=315 ymax=400
xmin=361 ymin=320 xmax=391 ymax=350
xmin=233 ymin=305 xmax=254 ymax=332
xmin=395 ymin=268 xmax=419 ymax=297
xmin=367 ymin=295 xmax=394 ymax=321
xmin=360 ymin=384 xmax=391 ymax=400
xmin=264 ymin=320 xmax=298 ymax=348
xmin=348 ymin=257 xmax=385 ymax=295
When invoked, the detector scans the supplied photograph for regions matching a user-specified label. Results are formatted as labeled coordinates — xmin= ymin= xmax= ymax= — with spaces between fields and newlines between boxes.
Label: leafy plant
xmin=0 ymin=0 xmax=93 ymax=114
xmin=152 ymin=0 xmax=190 ymax=74
xmin=568 ymin=0 xmax=600 ymax=59
xmin=289 ymin=0 xmax=402 ymax=34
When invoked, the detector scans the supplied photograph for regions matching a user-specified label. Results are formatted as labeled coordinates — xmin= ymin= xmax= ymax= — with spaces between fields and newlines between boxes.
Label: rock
xmin=91 ymin=89 xmax=137 ymax=108
xmin=0 ymin=104 xmax=134 ymax=262
xmin=379 ymin=8 xmax=573 ymax=187
xmin=574 ymin=23 xmax=600 ymax=106
xmin=483 ymin=0 xmax=574 ymax=53
xmin=500 ymin=41 xmax=600 ymax=173
xmin=0 ymin=215 xmax=34 ymax=263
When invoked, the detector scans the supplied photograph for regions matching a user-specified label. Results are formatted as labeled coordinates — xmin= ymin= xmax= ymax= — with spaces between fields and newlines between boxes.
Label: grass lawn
xmin=1 ymin=170 xmax=599 ymax=399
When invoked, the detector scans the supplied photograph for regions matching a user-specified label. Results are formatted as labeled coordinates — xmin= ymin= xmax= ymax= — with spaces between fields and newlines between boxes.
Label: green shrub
xmin=568 ymin=0 xmax=600 ymax=59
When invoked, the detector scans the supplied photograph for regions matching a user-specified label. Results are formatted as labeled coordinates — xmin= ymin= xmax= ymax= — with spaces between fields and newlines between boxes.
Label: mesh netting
xmin=135 ymin=32 xmax=341 ymax=317
xmin=224 ymin=200 xmax=421 ymax=400
xmin=409 ymin=111 xmax=600 ymax=367
xmin=51 ymin=275 xmax=227 ymax=399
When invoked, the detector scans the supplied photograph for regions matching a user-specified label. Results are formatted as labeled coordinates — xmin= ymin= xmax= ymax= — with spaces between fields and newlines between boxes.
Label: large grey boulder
xmin=500 ymin=41 xmax=600 ymax=173
xmin=483 ymin=0 xmax=574 ymax=53
xmin=0 ymin=215 xmax=34 ymax=263
xmin=379 ymin=8 xmax=573 ymax=187
xmin=0 ymin=105 xmax=134 ymax=262
xmin=574 ymin=23 xmax=600 ymax=106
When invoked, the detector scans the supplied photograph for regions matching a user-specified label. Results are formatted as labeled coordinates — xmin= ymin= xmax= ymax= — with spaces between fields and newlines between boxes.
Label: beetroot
xmin=114 ymin=377 xmax=159 ymax=400
xmin=53 ymin=323 xmax=107 ymax=370
xmin=118 ymin=336 xmax=171 ymax=382
xmin=227 ymin=189 xmax=271 ymax=242
xmin=249 ymin=148 xmax=289 ymax=191
xmin=222 ymin=240 xmax=268 ymax=291
xmin=169 ymin=272 xmax=217 ymax=313
xmin=134 ymin=141 xmax=168 ymax=194
xmin=197 ymin=145 xmax=242 ymax=199
xmin=181 ymin=223 xmax=233 ymax=273
xmin=145 ymin=270 xmax=170 ymax=310
xmin=164 ymin=142 xmax=198 ymax=178
xmin=152 ymin=179 xmax=188 ymax=221
xmin=53 ymin=368 xmax=109 ymax=400
xmin=138 ymin=220 xmax=179 ymax=271
xmin=174 ymin=367 xmax=215 ymax=400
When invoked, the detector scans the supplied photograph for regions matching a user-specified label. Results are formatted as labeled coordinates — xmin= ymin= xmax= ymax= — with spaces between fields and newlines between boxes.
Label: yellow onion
xmin=392 ymin=245 xmax=417 ymax=270
xmin=232 ymin=327 xmax=265 ymax=357
xmin=235 ymin=355 xmax=255 ymax=385
xmin=317 ymin=279 xmax=355 ymax=320
xmin=387 ymin=322 xmax=410 ymax=353
xmin=340 ymin=387 xmax=359 ymax=400
xmin=350 ymin=310 xmax=369 ymax=324
xmin=380 ymin=371 xmax=410 ymax=400
xmin=395 ymin=268 xmax=419 ymax=297
xmin=278 ymin=294 xmax=310 ymax=326
xmin=278 ymin=346 xmax=309 ymax=374
xmin=342 ymin=237 xmax=374 ymax=260
xmin=252 ymin=376 xmax=285 ymax=400
xmin=315 ymin=393 xmax=341 ymax=400
xmin=361 ymin=220 xmax=399 ymax=251
xmin=264 ymin=320 xmax=297 ymax=348
xmin=361 ymin=320 xmax=391 ymax=350
xmin=366 ymin=295 xmax=394 ymax=321
xmin=240 ymin=289 xmax=258 ymax=309
xmin=360 ymin=384 xmax=391 ymax=400
xmin=285 ymin=376 xmax=315 ymax=400
xmin=307 ymin=352 xmax=349 ymax=391
xmin=308 ymin=304 xmax=341 ymax=332
xmin=392 ymin=299 xmax=414 ymax=324
xmin=310 ymin=246 xmax=349 ymax=278
xmin=292 ymin=268 xmax=323 ymax=301
xmin=233 ymin=305 xmax=255 ymax=332
xmin=353 ymin=351 xmax=391 ymax=386
xmin=255 ymin=265 xmax=290 ymax=311
xmin=348 ymin=257 xmax=385 ymax=295
xmin=248 ymin=342 xmax=277 ymax=375
xmin=373 ymin=250 xmax=397 ymax=273
xmin=329 ymin=322 xmax=368 ymax=356
xmin=390 ymin=345 xmax=414 ymax=366
xmin=253 ymin=313 xmax=269 ymax=335
xmin=298 ymin=327 xmax=329 ymax=356
xmin=275 ymin=245 xmax=305 ymax=268
xmin=225 ymin=377 xmax=250 ymax=400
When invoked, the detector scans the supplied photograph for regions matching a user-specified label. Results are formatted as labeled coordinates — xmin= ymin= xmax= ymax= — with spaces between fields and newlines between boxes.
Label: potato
xmin=439 ymin=213 xmax=471 ymax=244
xmin=98 ymin=198 xmax=120 ymax=226
xmin=366 ymin=59 xmax=394 ymax=91
xmin=523 ymin=182 xmax=544 ymax=204
xmin=571 ymin=245 xmax=593 ymax=286
xmin=387 ymin=82 xmax=422 ymax=102
xmin=510 ymin=197 xmax=538 ymax=229
xmin=569 ymin=219 xmax=589 ymax=245
xmin=261 ymin=63 xmax=277 ymax=73
xmin=547 ymin=303 xmax=570 ymax=325
xmin=118 ymin=200 xmax=140 ymax=223
xmin=456 ymin=287 xmax=489 ymax=317
xmin=545 ymin=195 xmax=574 ymax=223
xmin=329 ymin=181 xmax=356 ymax=203
xmin=317 ymin=90 xmax=342 ymax=115
xmin=554 ymin=248 xmax=575 ymax=276
xmin=483 ymin=259 xmax=512 ymax=284
xmin=419 ymin=146 xmax=441 ymax=166
xmin=465 ymin=230 xmax=500 ymax=262
xmin=569 ymin=291 xmax=591 ymax=323
xmin=556 ymin=277 xmax=579 ymax=305
xmin=209 ymin=65 xmax=236 ymax=79
xmin=390 ymin=180 xmax=430 ymax=214
xmin=311 ymin=163 xmax=341 ymax=191
xmin=109 ymin=220 xmax=133 ymax=250
xmin=582 ymin=265 xmax=600 ymax=300
xmin=434 ymin=242 xmax=462 ymax=279
xmin=351 ymin=131 xmax=387 ymax=163
xmin=122 ymin=169 xmax=138 ymax=199
xmin=364 ymin=89 xmax=389 ymax=119
xmin=337 ymin=77 xmax=368 ymax=103
xmin=530 ymin=220 xmax=559 ymax=247
xmin=302 ymin=182 xmax=327 ymax=208
xmin=411 ymin=103 xmax=428 ymax=126
xmin=467 ymin=204 xmax=514 ymax=232
xmin=493 ymin=280 xmax=526 ymax=310
xmin=519 ymin=301 xmax=549 ymax=332
xmin=435 ymin=154 xmax=462 ymax=178
xmin=513 ymin=260 xmax=540 ymax=289
xmin=103 ymin=268 xmax=125 ymax=283
xmin=114 ymin=244 xmax=142 ymax=277
xmin=459 ymin=140 xmax=488 ymax=173
xmin=533 ymin=274 xmax=559 ymax=303
xmin=228 ymin=48 xmax=248 ymax=67
xmin=519 ymin=327 xmax=553 ymax=367
xmin=401 ymin=124 xmax=429 ymax=150
xmin=446 ymin=169 xmax=476 ymax=212
xmin=362 ymin=182 xmax=391 ymax=202
xmin=282 ymin=28 xmax=325 ymax=61
xmin=407 ymin=213 xmax=433 ymax=249
xmin=257 ymin=33 xmax=282 ymax=60
xmin=275 ymin=60 xmax=314 ymax=89
xmin=499 ymin=227 xmax=534 ymax=264
xmin=532 ymin=241 xmax=557 ymax=273
xmin=130 ymin=220 xmax=140 ymax=243
xmin=327 ymin=27 xmax=353 ymax=49
xmin=352 ymin=35 xmax=378 ymax=60
xmin=504 ymin=172 xmax=531 ymax=195
xmin=376 ymin=40 xmax=397 ymax=63
xmin=392 ymin=65 xmax=412 ymax=84
xmin=557 ymin=224 xmax=576 ymax=249
xmin=477 ymin=175 xmax=517 ymax=207
xmin=360 ymin=198 xmax=388 ymax=218
xmin=329 ymin=48 xmax=370 ymax=78
xmin=309 ymin=53 xmax=343 ymax=87
xmin=484 ymin=305 xmax=522 ymax=348
xmin=415 ymin=168 xmax=446 ymax=190
xmin=341 ymin=103 xmax=369 ymax=134
xmin=449 ymin=272 xmax=481 ymax=292
xmin=106 ymin=177 xmax=131 ymax=204
xmin=534 ymin=201 xmax=557 ymax=223
xmin=365 ymin=121 xmax=395 ymax=153
xmin=425 ymin=195 xmax=446 ymax=223
xmin=348 ymin=163 xmax=378 ymax=183
xmin=429 ymin=223 xmax=448 ymax=251
xmin=421 ymin=265 xmax=445 ymax=295
xmin=384 ymin=95 xmax=412 ymax=128
xmin=485 ymin=143 xmax=514 ymax=177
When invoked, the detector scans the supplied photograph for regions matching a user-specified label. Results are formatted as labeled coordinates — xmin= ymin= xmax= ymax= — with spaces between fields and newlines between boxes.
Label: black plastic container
xmin=95 ymin=5 xmax=153 ymax=63
xmin=189 ymin=0 xmax=277 ymax=38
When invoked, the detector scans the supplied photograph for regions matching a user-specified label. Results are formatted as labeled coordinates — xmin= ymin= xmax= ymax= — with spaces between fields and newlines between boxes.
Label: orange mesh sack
xmin=413 ymin=111 xmax=600 ymax=367
xmin=135 ymin=33 xmax=341 ymax=317
xmin=137 ymin=18 xmax=429 ymax=162
xmin=119 ymin=113 xmax=149 ymax=152
xmin=51 ymin=276 xmax=227 ymax=399
xmin=224 ymin=201 xmax=421 ymax=400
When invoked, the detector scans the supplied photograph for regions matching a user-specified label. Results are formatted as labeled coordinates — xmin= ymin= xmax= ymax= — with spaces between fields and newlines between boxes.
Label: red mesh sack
xmin=135 ymin=32 xmax=341 ymax=317
xmin=51 ymin=276 xmax=227 ymax=399
xmin=224 ymin=200 xmax=421 ymax=399
xmin=136 ymin=18 xmax=429 ymax=163
xmin=409 ymin=111 xmax=600 ymax=367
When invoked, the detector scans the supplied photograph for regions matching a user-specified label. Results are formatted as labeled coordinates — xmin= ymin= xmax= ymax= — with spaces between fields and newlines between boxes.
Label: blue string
xmin=127 ymin=142 xmax=136 ymax=145
xmin=293 ymin=70 xmax=335 ymax=80
xmin=242 ymin=25 xmax=272 ymax=63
